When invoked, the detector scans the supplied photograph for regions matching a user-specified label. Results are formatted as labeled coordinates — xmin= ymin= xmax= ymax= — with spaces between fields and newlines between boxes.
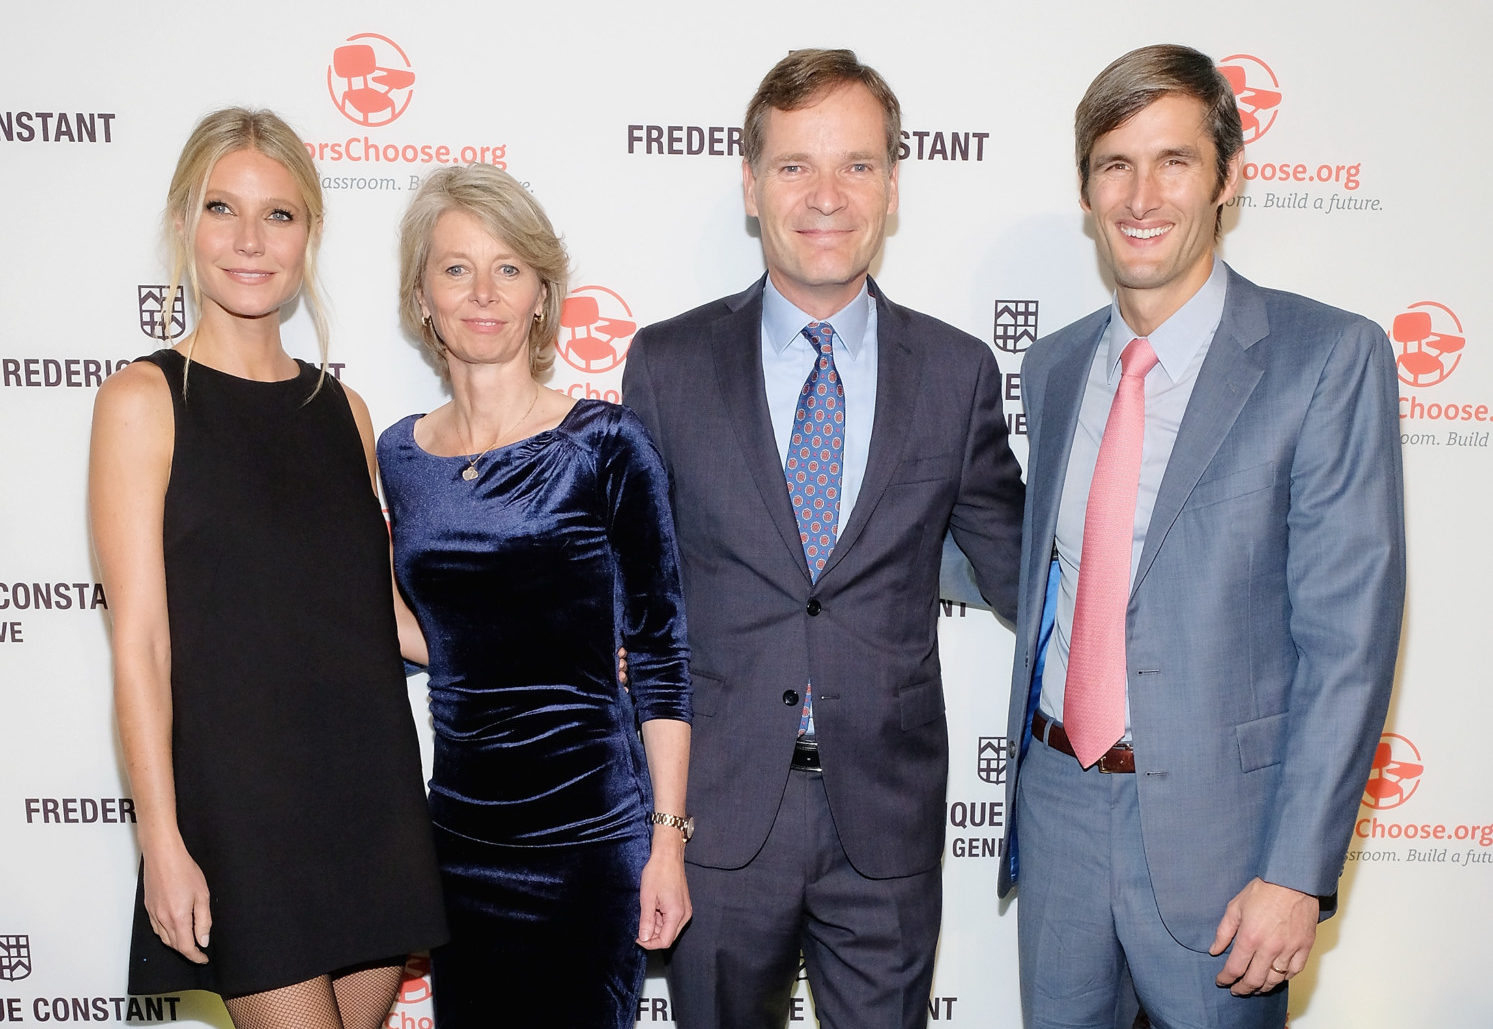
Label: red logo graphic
xmin=395 ymin=953 xmax=431 ymax=1004
xmin=1392 ymin=301 xmax=1466 ymax=388
xmin=557 ymin=286 xmax=637 ymax=373
xmin=1363 ymin=733 xmax=1423 ymax=810
xmin=1218 ymin=55 xmax=1282 ymax=144
xmin=326 ymin=33 xmax=416 ymax=127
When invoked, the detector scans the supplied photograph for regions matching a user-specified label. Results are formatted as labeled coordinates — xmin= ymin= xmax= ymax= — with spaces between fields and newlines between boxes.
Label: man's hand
xmin=1210 ymin=877 xmax=1317 ymax=995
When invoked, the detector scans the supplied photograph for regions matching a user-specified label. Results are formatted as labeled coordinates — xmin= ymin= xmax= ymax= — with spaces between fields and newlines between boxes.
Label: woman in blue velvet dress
xmin=378 ymin=164 xmax=693 ymax=1029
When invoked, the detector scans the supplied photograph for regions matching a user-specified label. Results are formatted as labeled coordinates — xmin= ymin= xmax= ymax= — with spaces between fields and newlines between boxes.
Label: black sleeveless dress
xmin=126 ymin=350 xmax=446 ymax=997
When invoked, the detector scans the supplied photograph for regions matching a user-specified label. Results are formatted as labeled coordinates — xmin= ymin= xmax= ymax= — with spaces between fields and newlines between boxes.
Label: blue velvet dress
xmin=377 ymin=399 xmax=691 ymax=1029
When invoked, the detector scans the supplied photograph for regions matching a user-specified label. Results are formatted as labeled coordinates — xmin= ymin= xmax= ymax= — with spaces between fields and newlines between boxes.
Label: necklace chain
xmin=461 ymin=388 xmax=540 ymax=481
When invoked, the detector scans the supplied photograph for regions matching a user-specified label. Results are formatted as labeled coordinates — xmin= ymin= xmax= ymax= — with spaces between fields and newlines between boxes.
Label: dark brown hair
xmin=743 ymin=48 xmax=901 ymax=169
xmin=1075 ymin=43 xmax=1243 ymax=223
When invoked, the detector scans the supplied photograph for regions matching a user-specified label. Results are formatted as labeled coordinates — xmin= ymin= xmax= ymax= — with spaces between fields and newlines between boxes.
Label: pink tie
xmin=1065 ymin=336 xmax=1158 ymax=768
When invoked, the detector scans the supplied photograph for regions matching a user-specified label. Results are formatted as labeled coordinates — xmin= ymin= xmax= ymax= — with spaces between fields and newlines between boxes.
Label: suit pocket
xmin=897 ymin=677 xmax=945 ymax=730
xmin=1186 ymin=462 xmax=1276 ymax=512
xmin=1235 ymin=711 xmax=1287 ymax=772
xmin=691 ymin=670 xmax=724 ymax=717
xmin=890 ymin=452 xmax=960 ymax=485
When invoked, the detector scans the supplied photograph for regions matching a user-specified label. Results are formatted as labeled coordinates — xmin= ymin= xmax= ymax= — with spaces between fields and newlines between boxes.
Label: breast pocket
xmin=890 ymin=452 xmax=960 ymax=486
xmin=1185 ymin=462 xmax=1277 ymax=512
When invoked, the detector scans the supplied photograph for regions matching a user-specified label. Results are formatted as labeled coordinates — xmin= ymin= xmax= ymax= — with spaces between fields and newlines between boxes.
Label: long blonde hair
xmin=162 ymin=108 xmax=330 ymax=391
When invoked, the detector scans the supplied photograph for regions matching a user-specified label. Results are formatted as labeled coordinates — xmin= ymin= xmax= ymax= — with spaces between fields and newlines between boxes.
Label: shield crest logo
xmin=0 ymin=934 xmax=32 ymax=981
xmin=138 ymin=285 xmax=186 ymax=341
xmin=978 ymin=736 xmax=1010 ymax=785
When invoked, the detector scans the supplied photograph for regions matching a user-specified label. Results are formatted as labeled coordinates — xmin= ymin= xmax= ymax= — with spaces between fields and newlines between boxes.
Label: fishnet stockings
xmin=223 ymin=961 xmax=404 ymax=1029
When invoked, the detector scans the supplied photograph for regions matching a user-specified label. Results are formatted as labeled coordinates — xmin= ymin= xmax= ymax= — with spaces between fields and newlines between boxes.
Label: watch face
xmin=682 ymin=816 xmax=695 ymax=841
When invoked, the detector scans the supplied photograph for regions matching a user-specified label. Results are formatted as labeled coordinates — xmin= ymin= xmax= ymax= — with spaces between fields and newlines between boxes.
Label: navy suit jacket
xmin=623 ymin=276 xmax=1025 ymax=878
xmin=998 ymin=266 xmax=1404 ymax=950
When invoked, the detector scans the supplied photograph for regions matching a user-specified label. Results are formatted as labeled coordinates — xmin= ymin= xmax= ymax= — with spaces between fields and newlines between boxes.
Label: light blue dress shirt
xmin=1040 ymin=257 xmax=1229 ymax=736
xmin=761 ymin=276 xmax=878 ymax=738
xmin=760 ymin=276 xmax=879 ymax=533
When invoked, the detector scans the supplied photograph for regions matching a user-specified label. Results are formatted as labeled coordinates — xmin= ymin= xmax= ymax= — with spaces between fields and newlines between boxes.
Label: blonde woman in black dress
xmin=89 ymin=108 xmax=445 ymax=1029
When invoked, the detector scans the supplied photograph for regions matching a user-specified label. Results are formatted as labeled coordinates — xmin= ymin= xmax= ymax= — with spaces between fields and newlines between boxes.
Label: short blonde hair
xmin=398 ymin=165 xmax=568 ymax=380
xmin=164 ymin=108 xmax=329 ymax=374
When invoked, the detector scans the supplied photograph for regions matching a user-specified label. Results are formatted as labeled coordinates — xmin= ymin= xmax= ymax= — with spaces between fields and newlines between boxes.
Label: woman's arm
xmin=344 ymin=384 xmax=428 ymax=666
xmin=599 ymin=408 xmax=695 ymax=948
xmin=637 ymin=717 xmax=691 ymax=948
xmin=89 ymin=363 xmax=210 ymax=964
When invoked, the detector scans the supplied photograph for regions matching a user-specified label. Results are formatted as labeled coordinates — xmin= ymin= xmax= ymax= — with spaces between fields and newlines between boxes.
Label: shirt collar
xmin=762 ymin=275 xmax=872 ymax=358
xmin=1104 ymin=256 xmax=1227 ymax=383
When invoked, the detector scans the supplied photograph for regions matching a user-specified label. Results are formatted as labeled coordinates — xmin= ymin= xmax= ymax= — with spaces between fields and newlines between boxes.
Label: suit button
xmin=782 ymin=690 xmax=799 ymax=706
xmin=805 ymin=599 xmax=821 ymax=616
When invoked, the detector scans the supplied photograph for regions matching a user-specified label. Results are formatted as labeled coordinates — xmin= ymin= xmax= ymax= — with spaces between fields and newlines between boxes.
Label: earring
xmin=421 ymin=314 xmax=446 ymax=354
xmin=533 ymin=311 xmax=542 ymax=322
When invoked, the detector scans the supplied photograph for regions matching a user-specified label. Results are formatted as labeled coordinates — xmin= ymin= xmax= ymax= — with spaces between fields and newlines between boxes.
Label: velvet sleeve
xmin=600 ymin=407 xmax=692 ymax=724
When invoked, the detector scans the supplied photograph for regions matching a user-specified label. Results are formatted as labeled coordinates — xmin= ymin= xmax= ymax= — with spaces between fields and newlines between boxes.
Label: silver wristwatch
xmin=648 ymin=811 xmax=695 ymax=842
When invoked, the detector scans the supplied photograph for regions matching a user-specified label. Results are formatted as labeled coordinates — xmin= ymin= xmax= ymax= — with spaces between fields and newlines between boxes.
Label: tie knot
xmin=1120 ymin=336 xmax=1158 ymax=379
xmin=803 ymin=321 xmax=836 ymax=355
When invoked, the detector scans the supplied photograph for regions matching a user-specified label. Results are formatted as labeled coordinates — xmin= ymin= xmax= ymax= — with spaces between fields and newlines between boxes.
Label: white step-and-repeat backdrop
xmin=2 ymin=1 xmax=1487 ymax=1025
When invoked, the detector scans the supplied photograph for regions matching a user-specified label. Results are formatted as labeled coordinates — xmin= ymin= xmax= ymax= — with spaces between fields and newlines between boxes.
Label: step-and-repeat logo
xmin=139 ymin=285 xmax=186 ymax=341
xmin=993 ymin=299 xmax=1039 ymax=355
xmin=1354 ymin=731 xmax=1492 ymax=864
xmin=1394 ymin=300 xmax=1487 ymax=447
xmin=977 ymin=736 xmax=1011 ymax=785
xmin=326 ymin=33 xmax=416 ymax=127
xmin=556 ymin=286 xmax=637 ymax=374
xmin=1217 ymin=55 xmax=1282 ymax=144
xmin=0 ymin=934 xmax=31 ymax=981
xmin=1216 ymin=54 xmax=1369 ymax=209
xmin=397 ymin=954 xmax=431 ymax=1004
xmin=1363 ymin=733 xmax=1424 ymax=810
xmin=1392 ymin=301 xmax=1466 ymax=388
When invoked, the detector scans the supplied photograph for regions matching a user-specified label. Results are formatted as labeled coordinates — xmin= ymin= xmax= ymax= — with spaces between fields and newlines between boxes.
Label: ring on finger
xmin=1271 ymin=964 xmax=1289 ymax=975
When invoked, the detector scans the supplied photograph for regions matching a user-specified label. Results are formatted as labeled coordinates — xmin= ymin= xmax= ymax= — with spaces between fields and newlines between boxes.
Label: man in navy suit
xmin=995 ymin=44 xmax=1404 ymax=1028
xmin=624 ymin=48 xmax=1025 ymax=1029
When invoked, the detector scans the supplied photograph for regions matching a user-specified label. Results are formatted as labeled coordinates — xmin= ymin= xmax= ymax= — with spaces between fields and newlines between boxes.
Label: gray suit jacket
xmin=623 ymin=276 xmax=1025 ymax=878
xmin=997 ymin=266 xmax=1404 ymax=950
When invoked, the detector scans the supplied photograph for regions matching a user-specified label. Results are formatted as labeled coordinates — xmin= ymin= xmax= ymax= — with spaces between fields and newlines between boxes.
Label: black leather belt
xmin=791 ymin=737 xmax=821 ymax=772
xmin=1031 ymin=710 xmax=1135 ymax=773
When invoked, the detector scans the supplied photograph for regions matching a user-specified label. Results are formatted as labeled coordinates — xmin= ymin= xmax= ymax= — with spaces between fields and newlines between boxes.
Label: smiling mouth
xmin=224 ymin=269 xmax=273 ymax=282
xmin=1120 ymin=225 xmax=1171 ymax=240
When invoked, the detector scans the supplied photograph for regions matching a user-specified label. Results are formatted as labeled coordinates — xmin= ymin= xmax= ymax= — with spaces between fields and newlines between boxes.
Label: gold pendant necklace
xmin=461 ymin=388 xmax=540 ymax=481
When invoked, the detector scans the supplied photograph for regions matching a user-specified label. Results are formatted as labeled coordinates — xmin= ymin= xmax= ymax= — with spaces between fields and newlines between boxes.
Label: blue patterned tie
xmin=786 ymin=321 xmax=845 ymax=735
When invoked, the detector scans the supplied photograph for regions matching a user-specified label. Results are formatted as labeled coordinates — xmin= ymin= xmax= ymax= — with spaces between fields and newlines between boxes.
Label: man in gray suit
xmin=997 ymin=44 xmax=1404 ymax=1028
xmin=623 ymin=49 xmax=1025 ymax=1029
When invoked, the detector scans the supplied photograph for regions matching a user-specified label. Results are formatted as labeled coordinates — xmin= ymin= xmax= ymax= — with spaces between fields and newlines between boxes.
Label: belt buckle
xmin=1096 ymin=745 xmax=1133 ymax=774
xmin=791 ymin=738 xmax=821 ymax=772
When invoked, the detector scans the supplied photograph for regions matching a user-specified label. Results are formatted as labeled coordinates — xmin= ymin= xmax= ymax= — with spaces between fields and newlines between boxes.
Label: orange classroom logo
xmin=557 ymin=286 xmax=637 ymax=374
xmin=395 ymin=953 xmax=431 ymax=1003
xmin=326 ymin=33 xmax=416 ymax=127
xmin=1392 ymin=301 xmax=1466 ymax=388
xmin=1362 ymin=733 xmax=1424 ymax=811
xmin=1217 ymin=54 xmax=1282 ymax=144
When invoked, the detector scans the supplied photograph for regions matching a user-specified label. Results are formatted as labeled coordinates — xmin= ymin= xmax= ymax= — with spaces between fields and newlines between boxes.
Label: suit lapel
xmin=710 ymin=277 xmax=813 ymax=582
xmin=1027 ymin=316 xmax=1105 ymax=607
xmin=1131 ymin=268 xmax=1269 ymax=595
xmin=821 ymin=283 xmax=920 ymax=576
